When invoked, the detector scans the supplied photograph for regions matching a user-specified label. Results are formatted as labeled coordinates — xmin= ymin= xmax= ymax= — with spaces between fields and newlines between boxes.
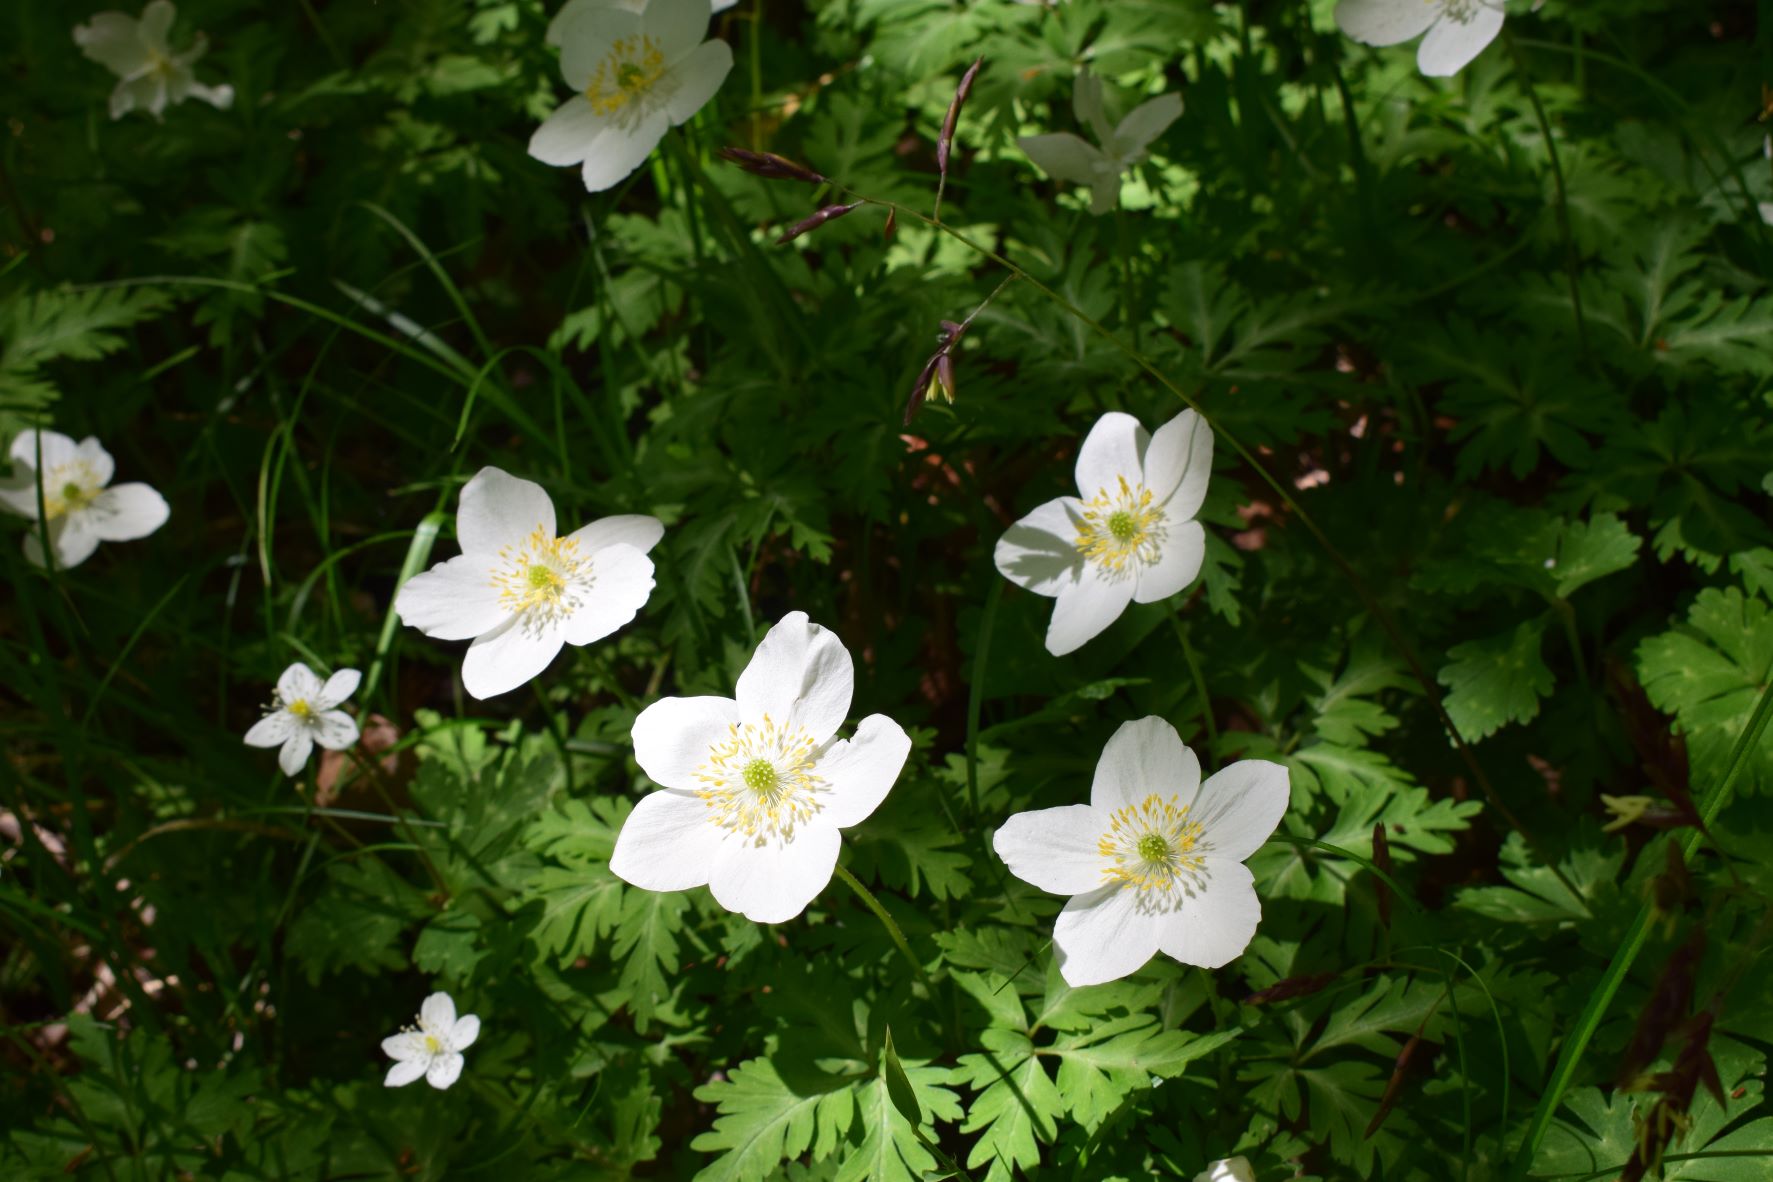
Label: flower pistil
xmin=587 ymin=36 xmax=667 ymax=117
xmin=1075 ymin=475 xmax=1166 ymax=574
xmin=1099 ymin=792 xmax=1206 ymax=899
xmin=694 ymin=715 xmax=825 ymax=844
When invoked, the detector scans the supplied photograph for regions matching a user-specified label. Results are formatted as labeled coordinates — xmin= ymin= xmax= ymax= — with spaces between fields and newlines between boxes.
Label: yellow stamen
xmin=1099 ymin=792 xmax=1205 ymax=895
xmin=490 ymin=526 xmax=587 ymax=631
xmin=694 ymin=715 xmax=825 ymax=845
xmin=1075 ymin=476 xmax=1165 ymax=574
xmin=586 ymin=36 xmax=667 ymax=117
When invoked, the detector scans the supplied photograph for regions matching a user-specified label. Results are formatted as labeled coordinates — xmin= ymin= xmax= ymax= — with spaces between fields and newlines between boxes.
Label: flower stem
xmin=833 ymin=862 xmax=931 ymax=992
xmin=1504 ymin=29 xmax=1590 ymax=365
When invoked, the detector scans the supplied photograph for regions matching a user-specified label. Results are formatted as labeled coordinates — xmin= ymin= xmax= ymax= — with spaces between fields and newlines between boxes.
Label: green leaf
xmin=1438 ymin=619 xmax=1555 ymax=742
xmin=1638 ymin=586 xmax=1773 ymax=794
xmin=1048 ymin=1015 xmax=1239 ymax=1131
xmin=692 ymin=1058 xmax=856 ymax=1182
xmin=956 ymin=1029 xmax=1062 ymax=1176
xmin=882 ymin=1028 xmax=923 ymax=1126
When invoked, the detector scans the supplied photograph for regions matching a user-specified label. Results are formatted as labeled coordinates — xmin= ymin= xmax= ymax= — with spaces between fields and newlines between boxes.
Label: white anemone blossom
xmin=529 ymin=0 xmax=734 ymax=193
xmin=0 ymin=430 xmax=169 ymax=569
xmin=1018 ymin=70 xmax=1182 ymax=215
xmin=1195 ymin=1158 xmax=1258 ymax=1182
xmin=394 ymin=467 xmax=661 ymax=700
xmin=546 ymin=0 xmax=736 ymax=47
xmin=73 ymin=2 xmax=234 ymax=121
xmin=382 ymin=992 xmax=480 ymax=1090
xmin=610 ymin=612 xmax=912 ymax=923
xmin=1334 ymin=0 xmax=1506 ymax=78
xmin=993 ymin=408 xmax=1212 ymax=656
xmin=244 ymin=663 xmax=362 ymax=777
xmin=993 ymin=717 xmax=1288 ymax=987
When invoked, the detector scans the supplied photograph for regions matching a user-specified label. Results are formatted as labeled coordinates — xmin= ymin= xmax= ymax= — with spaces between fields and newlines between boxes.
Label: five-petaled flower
xmin=73 ymin=1 xmax=234 ymax=121
xmin=393 ymin=467 xmax=662 ymax=700
xmin=994 ymin=408 xmax=1213 ymax=655
xmin=1018 ymin=70 xmax=1182 ymax=215
xmin=993 ymin=717 xmax=1288 ymax=987
xmin=244 ymin=663 xmax=362 ymax=777
xmin=610 ymin=611 xmax=912 ymax=923
xmin=0 ymin=429 xmax=169 ymax=570
xmin=529 ymin=0 xmax=734 ymax=192
xmin=1334 ymin=0 xmax=1506 ymax=78
xmin=382 ymin=992 xmax=480 ymax=1089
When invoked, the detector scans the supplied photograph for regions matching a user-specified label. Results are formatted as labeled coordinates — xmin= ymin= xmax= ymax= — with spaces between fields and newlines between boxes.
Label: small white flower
xmin=610 ymin=611 xmax=912 ymax=923
xmin=993 ymin=717 xmax=1288 ymax=987
xmin=244 ymin=662 xmax=362 ymax=777
xmin=529 ymin=0 xmax=734 ymax=193
xmin=993 ymin=408 xmax=1212 ymax=656
xmin=0 ymin=429 xmax=169 ymax=570
xmin=1334 ymin=0 xmax=1506 ymax=78
xmin=1195 ymin=1157 xmax=1258 ymax=1182
xmin=393 ymin=467 xmax=661 ymax=700
xmin=381 ymin=992 xmax=480 ymax=1090
xmin=1018 ymin=70 xmax=1182 ymax=215
xmin=73 ymin=1 xmax=234 ymax=121
xmin=545 ymin=0 xmax=736 ymax=48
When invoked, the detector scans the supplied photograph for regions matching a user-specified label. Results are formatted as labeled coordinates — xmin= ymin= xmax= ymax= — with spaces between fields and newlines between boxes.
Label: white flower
xmin=546 ymin=0 xmax=736 ymax=47
xmin=1195 ymin=1158 xmax=1257 ymax=1182
xmin=244 ymin=662 xmax=362 ymax=777
xmin=1018 ymin=70 xmax=1182 ymax=215
xmin=610 ymin=611 xmax=912 ymax=923
xmin=529 ymin=0 xmax=734 ymax=193
xmin=993 ymin=408 xmax=1212 ymax=656
xmin=0 ymin=430 xmax=169 ymax=570
xmin=1334 ymin=0 xmax=1505 ymax=78
xmin=992 ymin=717 xmax=1288 ymax=987
xmin=73 ymin=1 xmax=234 ymax=121
xmin=393 ymin=467 xmax=661 ymax=700
xmin=381 ymin=992 xmax=480 ymax=1089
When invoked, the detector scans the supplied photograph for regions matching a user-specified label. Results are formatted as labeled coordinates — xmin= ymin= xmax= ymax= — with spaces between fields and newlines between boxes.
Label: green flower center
xmin=1137 ymin=832 xmax=1171 ymax=864
xmin=1107 ymin=510 xmax=1139 ymax=542
xmin=526 ymin=563 xmax=560 ymax=590
xmin=743 ymin=758 xmax=779 ymax=794
xmin=288 ymin=699 xmax=313 ymax=719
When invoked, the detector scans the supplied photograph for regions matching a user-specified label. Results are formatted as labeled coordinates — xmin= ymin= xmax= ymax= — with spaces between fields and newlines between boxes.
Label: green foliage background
xmin=3 ymin=0 xmax=1772 ymax=1178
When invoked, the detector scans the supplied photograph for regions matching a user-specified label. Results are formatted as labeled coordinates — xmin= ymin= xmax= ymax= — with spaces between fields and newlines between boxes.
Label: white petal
xmin=1155 ymin=860 xmax=1261 ymax=969
xmin=1144 ymin=408 xmax=1213 ymax=519
xmin=580 ymin=114 xmax=670 ymax=193
xmin=545 ymin=0 xmax=601 ymax=47
xmin=384 ymin=1059 xmax=427 ymax=1087
xmin=1044 ymin=563 xmax=1134 ymax=656
xmin=277 ymin=662 xmax=324 ymax=704
xmin=561 ymin=543 xmax=654 ymax=646
xmin=813 ymin=714 xmax=911 ymax=829
xmin=1334 ymin=0 xmax=1437 ymax=46
xmin=457 ymin=467 xmax=555 ymax=557
xmin=243 ymin=712 xmax=296 ymax=748
xmin=609 ymin=789 xmax=724 ymax=892
xmin=993 ymin=805 xmax=1107 ymax=896
xmin=561 ymin=6 xmax=642 ymax=86
xmin=994 ymin=497 xmax=1085 ymax=599
xmin=382 ymin=1031 xmax=429 ymax=1061
xmin=1053 ymin=885 xmax=1164 ymax=987
xmin=277 ymin=733 xmax=314 ymax=777
xmin=395 ymin=554 xmax=506 ymax=641
xmin=1195 ymin=1158 xmax=1257 ymax=1182
xmin=426 ymin=1052 xmax=464 ymax=1089
xmin=87 ymin=483 xmax=168 ymax=542
xmin=312 ymin=710 xmax=359 ymax=752
xmin=73 ymin=13 xmax=151 ymax=76
xmin=317 ymin=668 xmax=361 ymax=709
xmin=632 ymin=695 xmax=743 ymax=789
xmin=1019 ymin=133 xmax=1105 ymax=187
xmin=24 ymin=518 xmax=98 ymax=570
xmin=187 ymin=81 xmax=233 ymax=110
xmin=1186 ymin=759 xmax=1290 ymax=863
xmin=461 ymin=618 xmax=566 ymax=699
xmin=138 ymin=0 xmax=176 ymax=54
xmin=665 ymin=39 xmax=732 ymax=125
xmin=449 ymin=1014 xmax=480 ymax=1051
xmin=707 ymin=824 xmax=841 ymax=923
xmin=644 ymin=0 xmax=712 ymax=63
xmin=528 ymin=95 xmax=605 ymax=168
xmin=1088 ymin=176 xmax=1120 ymax=216
xmin=1416 ymin=6 xmax=1504 ymax=76
xmin=734 ymin=611 xmax=853 ymax=743
xmin=1109 ymin=93 xmax=1183 ymax=159
xmin=1131 ymin=519 xmax=1204 ymax=605
xmin=567 ymin=513 xmax=665 ymax=556
xmin=420 ymin=992 xmax=457 ymax=1032
xmin=1074 ymin=411 xmax=1147 ymax=501
xmin=1091 ymin=716 xmax=1200 ymax=814
xmin=10 ymin=429 xmax=77 ymax=471
xmin=110 ymin=76 xmax=160 ymax=120
xmin=75 ymin=437 xmax=115 ymax=488
xmin=0 ymin=469 xmax=40 ymax=518
xmin=1070 ymin=71 xmax=1113 ymax=144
